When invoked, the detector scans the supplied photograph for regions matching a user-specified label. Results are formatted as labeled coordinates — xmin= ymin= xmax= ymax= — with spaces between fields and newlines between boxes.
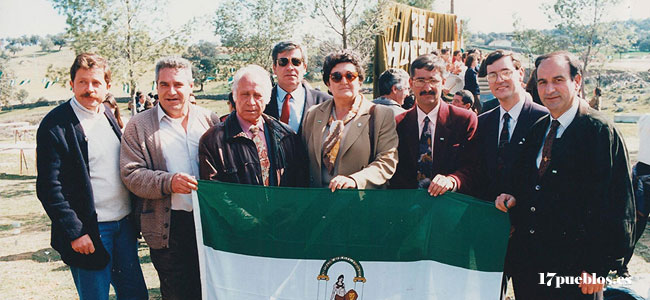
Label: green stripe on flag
xmin=197 ymin=181 xmax=510 ymax=272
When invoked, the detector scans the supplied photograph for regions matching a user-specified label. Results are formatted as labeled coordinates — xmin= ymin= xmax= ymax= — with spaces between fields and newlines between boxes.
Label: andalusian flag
xmin=194 ymin=181 xmax=510 ymax=299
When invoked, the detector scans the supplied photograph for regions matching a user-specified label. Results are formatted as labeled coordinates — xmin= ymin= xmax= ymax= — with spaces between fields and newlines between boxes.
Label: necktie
xmin=498 ymin=113 xmax=511 ymax=149
xmin=417 ymin=116 xmax=433 ymax=181
xmin=280 ymin=93 xmax=291 ymax=124
xmin=538 ymin=120 xmax=560 ymax=178
xmin=249 ymin=125 xmax=270 ymax=186
xmin=496 ymin=113 xmax=511 ymax=178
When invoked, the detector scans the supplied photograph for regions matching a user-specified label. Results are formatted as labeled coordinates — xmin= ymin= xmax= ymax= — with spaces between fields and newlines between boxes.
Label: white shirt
xmin=70 ymin=97 xmax=130 ymax=222
xmin=498 ymin=96 xmax=525 ymax=144
xmin=276 ymin=85 xmax=306 ymax=133
xmin=158 ymin=105 xmax=212 ymax=211
xmin=536 ymin=99 xmax=580 ymax=168
xmin=416 ymin=102 xmax=440 ymax=142
xmin=638 ymin=114 xmax=650 ymax=165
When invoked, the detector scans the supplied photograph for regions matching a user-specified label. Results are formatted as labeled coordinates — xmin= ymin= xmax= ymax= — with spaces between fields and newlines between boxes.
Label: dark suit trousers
xmin=150 ymin=210 xmax=201 ymax=300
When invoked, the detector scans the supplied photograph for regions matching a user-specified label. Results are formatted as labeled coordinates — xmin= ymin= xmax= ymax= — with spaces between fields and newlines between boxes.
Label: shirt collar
xmin=71 ymin=96 xmax=104 ymax=116
xmin=552 ymin=98 xmax=580 ymax=128
xmin=416 ymin=101 xmax=440 ymax=126
xmin=499 ymin=95 xmax=525 ymax=122
xmin=157 ymin=104 xmax=192 ymax=123
xmin=277 ymin=84 xmax=305 ymax=103
xmin=236 ymin=114 xmax=265 ymax=135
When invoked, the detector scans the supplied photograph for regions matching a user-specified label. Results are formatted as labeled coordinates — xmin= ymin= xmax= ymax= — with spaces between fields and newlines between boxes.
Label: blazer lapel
xmin=309 ymin=100 xmax=332 ymax=168
xmin=338 ymin=100 xmax=372 ymax=159
xmin=265 ymin=86 xmax=280 ymax=119
xmin=403 ymin=108 xmax=419 ymax=166
xmin=432 ymin=101 xmax=450 ymax=173
xmin=510 ymin=97 xmax=533 ymax=145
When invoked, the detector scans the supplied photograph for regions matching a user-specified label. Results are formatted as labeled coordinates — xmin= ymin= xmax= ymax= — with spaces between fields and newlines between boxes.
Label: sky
xmin=1 ymin=0 xmax=649 ymax=40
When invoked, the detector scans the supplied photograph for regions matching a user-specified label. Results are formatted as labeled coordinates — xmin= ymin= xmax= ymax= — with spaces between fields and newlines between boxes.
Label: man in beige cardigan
xmin=120 ymin=56 xmax=219 ymax=300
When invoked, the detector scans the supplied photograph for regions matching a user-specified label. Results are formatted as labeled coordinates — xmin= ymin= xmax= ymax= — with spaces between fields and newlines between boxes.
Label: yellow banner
xmin=374 ymin=2 xmax=458 ymax=97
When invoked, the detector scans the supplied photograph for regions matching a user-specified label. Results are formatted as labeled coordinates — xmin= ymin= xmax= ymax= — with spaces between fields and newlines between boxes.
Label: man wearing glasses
xmin=390 ymin=54 xmax=477 ymax=196
xmin=265 ymin=41 xmax=331 ymax=134
xmin=473 ymin=50 xmax=548 ymax=202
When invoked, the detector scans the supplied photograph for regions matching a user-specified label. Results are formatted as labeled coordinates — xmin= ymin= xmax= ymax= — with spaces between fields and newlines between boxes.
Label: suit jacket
xmin=302 ymin=98 xmax=398 ymax=189
xmin=36 ymin=100 xmax=122 ymax=269
xmin=199 ymin=112 xmax=308 ymax=187
xmin=390 ymin=101 xmax=478 ymax=192
xmin=264 ymin=84 xmax=331 ymax=134
xmin=507 ymin=101 xmax=635 ymax=277
xmin=473 ymin=97 xmax=548 ymax=201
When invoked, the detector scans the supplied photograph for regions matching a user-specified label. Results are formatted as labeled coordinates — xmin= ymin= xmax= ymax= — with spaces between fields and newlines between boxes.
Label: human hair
xmin=272 ymin=41 xmax=307 ymax=66
xmin=455 ymin=90 xmax=474 ymax=106
xmin=409 ymin=54 xmax=446 ymax=77
xmin=70 ymin=53 xmax=111 ymax=84
xmin=377 ymin=68 xmax=409 ymax=96
xmin=155 ymin=56 xmax=193 ymax=82
xmin=525 ymin=70 xmax=542 ymax=105
xmin=321 ymin=49 xmax=365 ymax=86
xmin=594 ymin=87 xmax=602 ymax=97
xmin=103 ymin=93 xmax=123 ymax=129
xmin=534 ymin=51 xmax=582 ymax=80
xmin=453 ymin=50 xmax=461 ymax=57
xmin=430 ymin=49 xmax=440 ymax=56
xmin=478 ymin=50 xmax=522 ymax=77
xmin=465 ymin=53 xmax=479 ymax=68
xmin=231 ymin=64 xmax=272 ymax=102
xmin=441 ymin=48 xmax=450 ymax=55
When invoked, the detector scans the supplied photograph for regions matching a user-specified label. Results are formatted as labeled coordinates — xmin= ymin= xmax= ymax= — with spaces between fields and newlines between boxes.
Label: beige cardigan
xmin=120 ymin=104 xmax=219 ymax=249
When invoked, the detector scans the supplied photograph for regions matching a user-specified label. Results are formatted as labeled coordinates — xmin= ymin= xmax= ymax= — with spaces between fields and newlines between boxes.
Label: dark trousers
xmin=512 ymin=271 xmax=603 ymax=300
xmin=622 ymin=162 xmax=650 ymax=270
xmin=150 ymin=210 xmax=201 ymax=300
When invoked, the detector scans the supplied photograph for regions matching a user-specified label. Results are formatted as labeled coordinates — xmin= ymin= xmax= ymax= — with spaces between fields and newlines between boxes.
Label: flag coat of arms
xmin=193 ymin=181 xmax=510 ymax=299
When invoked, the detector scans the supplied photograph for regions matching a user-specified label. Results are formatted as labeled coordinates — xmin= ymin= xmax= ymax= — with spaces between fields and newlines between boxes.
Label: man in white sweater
xmin=36 ymin=53 xmax=147 ymax=299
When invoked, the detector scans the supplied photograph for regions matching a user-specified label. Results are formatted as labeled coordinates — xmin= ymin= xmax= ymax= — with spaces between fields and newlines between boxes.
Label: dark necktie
xmin=496 ymin=113 xmax=511 ymax=177
xmin=417 ymin=116 xmax=433 ymax=181
xmin=538 ymin=120 xmax=561 ymax=178
xmin=280 ymin=93 xmax=291 ymax=124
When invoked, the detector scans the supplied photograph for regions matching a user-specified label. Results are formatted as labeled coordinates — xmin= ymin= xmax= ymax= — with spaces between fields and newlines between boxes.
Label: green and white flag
xmin=194 ymin=181 xmax=510 ymax=299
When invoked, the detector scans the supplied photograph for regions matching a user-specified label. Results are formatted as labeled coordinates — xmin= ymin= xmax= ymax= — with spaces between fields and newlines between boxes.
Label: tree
xmin=51 ymin=0 xmax=189 ymax=102
xmin=6 ymin=44 xmax=22 ymax=55
xmin=214 ymin=0 xmax=303 ymax=70
xmin=51 ymin=33 xmax=68 ymax=51
xmin=0 ymin=57 xmax=16 ymax=108
xmin=40 ymin=36 xmax=54 ymax=52
xmin=183 ymin=41 xmax=219 ymax=92
xmin=542 ymin=0 xmax=629 ymax=73
xmin=16 ymin=89 xmax=29 ymax=104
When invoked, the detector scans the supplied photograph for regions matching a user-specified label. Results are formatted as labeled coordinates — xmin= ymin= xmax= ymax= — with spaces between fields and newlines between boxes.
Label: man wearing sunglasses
xmin=390 ymin=54 xmax=477 ymax=197
xmin=265 ymin=41 xmax=331 ymax=134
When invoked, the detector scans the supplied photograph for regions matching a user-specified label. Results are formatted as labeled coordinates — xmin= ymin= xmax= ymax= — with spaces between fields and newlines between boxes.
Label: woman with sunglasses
xmin=302 ymin=50 xmax=399 ymax=191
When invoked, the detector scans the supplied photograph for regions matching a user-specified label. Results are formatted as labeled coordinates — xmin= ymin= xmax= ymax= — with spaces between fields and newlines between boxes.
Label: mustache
xmin=419 ymin=90 xmax=437 ymax=96
xmin=80 ymin=92 xmax=101 ymax=99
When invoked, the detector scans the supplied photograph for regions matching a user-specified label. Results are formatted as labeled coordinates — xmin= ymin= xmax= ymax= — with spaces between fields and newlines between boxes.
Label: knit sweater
xmin=120 ymin=104 xmax=220 ymax=249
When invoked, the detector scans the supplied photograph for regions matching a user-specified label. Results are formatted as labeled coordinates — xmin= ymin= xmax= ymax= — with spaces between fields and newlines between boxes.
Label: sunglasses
xmin=330 ymin=71 xmax=359 ymax=83
xmin=277 ymin=57 xmax=303 ymax=67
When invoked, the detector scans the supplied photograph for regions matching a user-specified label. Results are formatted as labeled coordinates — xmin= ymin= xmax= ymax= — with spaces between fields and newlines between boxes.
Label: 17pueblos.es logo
xmin=539 ymin=272 xmax=632 ymax=288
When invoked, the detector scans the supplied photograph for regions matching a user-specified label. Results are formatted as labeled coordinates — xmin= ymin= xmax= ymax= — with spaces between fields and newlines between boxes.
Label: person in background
xmin=451 ymin=90 xmax=478 ymax=114
xmin=464 ymin=54 xmax=481 ymax=112
xmin=372 ymin=68 xmax=410 ymax=116
xmin=302 ymin=50 xmax=398 ymax=191
xmin=589 ymin=87 xmax=601 ymax=110
xmin=103 ymin=93 xmax=124 ymax=129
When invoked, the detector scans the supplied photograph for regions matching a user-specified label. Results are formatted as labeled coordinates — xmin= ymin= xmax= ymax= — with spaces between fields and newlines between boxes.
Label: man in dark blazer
xmin=264 ymin=41 xmax=331 ymax=134
xmin=496 ymin=51 xmax=635 ymax=299
xmin=390 ymin=54 xmax=477 ymax=196
xmin=36 ymin=53 xmax=147 ymax=299
xmin=474 ymin=50 xmax=548 ymax=202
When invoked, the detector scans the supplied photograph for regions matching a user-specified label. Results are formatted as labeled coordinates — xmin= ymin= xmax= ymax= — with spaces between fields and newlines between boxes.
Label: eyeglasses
xmin=277 ymin=57 xmax=303 ymax=67
xmin=486 ymin=69 xmax=514 ymax=83
xmin=330 ymin=71 xmax=359 ymax=83
xmin=412 ymin=78 xmax=441 ymax=87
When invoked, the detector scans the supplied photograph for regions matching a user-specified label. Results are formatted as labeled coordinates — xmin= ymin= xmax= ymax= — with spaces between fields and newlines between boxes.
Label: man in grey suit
xmin=264 ymin=41 xmax=331 ymax=133
xmin=372 ymin=68 xmax=409 ymax=116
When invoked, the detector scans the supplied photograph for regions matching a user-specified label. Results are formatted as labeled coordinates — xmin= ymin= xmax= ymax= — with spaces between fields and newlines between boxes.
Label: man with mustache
xmin=36 ymin=53 xmax=148 ymax=299
xmin=390 ymin=54 xmax=478 ymax=196
xmin=264 ymin=41 xmax=331 ymax=134
xmin=121 ymin=56 xmax=220 ymax=299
